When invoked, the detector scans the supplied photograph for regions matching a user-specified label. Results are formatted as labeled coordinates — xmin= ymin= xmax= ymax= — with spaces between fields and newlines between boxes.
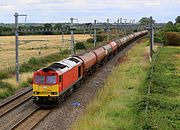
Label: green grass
xmin=0 ymin=81 xmax=15 ymax=98
xmin=72 ymin=42 xmax=180 ymax=130
xmin=0 ymin=50 xmax=70 ymax=99
xmin=0 ymin=50 xmax=70 ymax=80
xmin=137 ymin=46 xmax=180 ymax=130
xmin=72 ymin=40 xmax=150 ymax=130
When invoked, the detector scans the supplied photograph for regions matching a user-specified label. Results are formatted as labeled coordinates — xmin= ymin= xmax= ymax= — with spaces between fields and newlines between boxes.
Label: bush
xmin=154 ymin=32 xmax=165 ymax=43
xmin=165 ymin=32 xmax=180 ymax=46
xmin=75 ymin=42 xmax=86 ymax=49
xmin=0 ymin=81 xmax=14 ymax=99
xmin=0 ymin=72 xmax=8 ymax=80
xmin=86 ymin=38 xmax=93 ymax=43
xmin=86 ymin=34 xmax=106 ymax=43
xmin=20 ymin=82 xmax=29 ymax=88
xmin=97 ymin=34 xmax=106 ymax=42
xmin=28 ymin=57 xmax=39 ymax=64
xmin=60 ymin=49 xmax=71 ymax=54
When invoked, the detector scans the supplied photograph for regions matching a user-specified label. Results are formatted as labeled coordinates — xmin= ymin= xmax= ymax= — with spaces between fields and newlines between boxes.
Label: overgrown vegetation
xmin=75 ymin=42 xmax=86 ymax=49
xmin=165 ymin=32 xmax=180 ymax=46
xmin=0 ymin=50 xmax=69 ymax=99
xmin=137 ymin=46 xmax=180 ymax=130
xmin=0 ymin=72 xmax=33 ymax=99
xmin=86 ymin=34 xmax=106 ymax=44
xmin=72 ymin=39 xmax=180 ymax=130
xmin=72 ymin=40 xmax=150 ymax=130
xmin=0 ymin=81 xmax=14 ymax=99
xmin=0 ymin=50 xmax=69 ymax=80
xmin=154 ymin=16 xmax=180 ymax=45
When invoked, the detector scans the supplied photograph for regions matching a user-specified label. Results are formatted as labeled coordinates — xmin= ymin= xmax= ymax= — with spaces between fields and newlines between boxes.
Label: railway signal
xmin=14 ymin=12 xmax=27 ymax=83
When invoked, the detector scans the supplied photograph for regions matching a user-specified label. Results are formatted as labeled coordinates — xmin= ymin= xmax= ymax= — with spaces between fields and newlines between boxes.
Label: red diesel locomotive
xmin=32 ymin=30 xmax=148 ymax=107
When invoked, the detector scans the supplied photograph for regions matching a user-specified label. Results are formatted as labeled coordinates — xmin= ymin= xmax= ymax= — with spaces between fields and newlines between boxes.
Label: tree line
xmin=154 ymin=16 xmax=180 ymax=46
xmin=0 ymin=23 xmax=88 ymax=36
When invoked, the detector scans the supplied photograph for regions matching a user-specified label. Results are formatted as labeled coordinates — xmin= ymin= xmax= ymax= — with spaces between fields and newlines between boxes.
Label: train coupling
xmin=32 ymin=96 xmax=39 ymax=100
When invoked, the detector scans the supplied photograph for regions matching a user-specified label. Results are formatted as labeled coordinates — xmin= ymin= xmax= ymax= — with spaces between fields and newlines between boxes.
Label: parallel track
xmin=0 ymin=33 xmax=148 ymax=130
xmin=0 ymin=87 xmax=32 ymax=117
xmin=8 ymin=107 xmax=51 ymax=130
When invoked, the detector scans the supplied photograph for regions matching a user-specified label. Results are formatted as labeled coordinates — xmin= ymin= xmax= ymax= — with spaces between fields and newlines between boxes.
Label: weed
xmin=72 ymin=39 xmax=149 ymax=130
xmin=137 ymin=46 xmax=180 ymax=130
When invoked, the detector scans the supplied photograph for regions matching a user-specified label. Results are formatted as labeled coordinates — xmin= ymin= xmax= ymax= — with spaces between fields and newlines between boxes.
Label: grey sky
xmin=0 ymin=0 xmax=179 ymax=23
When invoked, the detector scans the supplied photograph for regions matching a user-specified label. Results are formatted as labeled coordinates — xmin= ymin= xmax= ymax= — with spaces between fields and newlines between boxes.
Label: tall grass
xmin=0 ymin=51 xmax=70 ymax=99
xmin=136 ymin=46 xmax=180 ymax=130
xmin=0 ymin=72 xmax=33 ymax=99
xmin=0 ymin=50 xmax=69 ymax=80
xmin=72 ymin=40 xmax=150 ymax=130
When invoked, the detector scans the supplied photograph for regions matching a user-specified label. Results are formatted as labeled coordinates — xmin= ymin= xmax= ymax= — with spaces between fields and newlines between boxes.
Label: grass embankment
xmin=137 ymin=46 xmax=180 ymax=130
xmin=72 ymin=43 xmax=180 ymax=130
xmin=72 ymin=39 xmax=150 ymax=130
xmin=0 ymin=50 xmax=69 ymax=99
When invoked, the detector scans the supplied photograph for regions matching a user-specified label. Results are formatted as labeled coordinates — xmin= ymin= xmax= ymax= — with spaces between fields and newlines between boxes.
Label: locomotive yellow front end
xmin=32 ymin=69 xmax=60 ymax=107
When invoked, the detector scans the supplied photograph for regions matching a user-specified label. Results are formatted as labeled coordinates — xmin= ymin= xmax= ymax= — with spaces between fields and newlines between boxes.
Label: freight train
xmin=32 ymin=30 xmax=148 ymax=107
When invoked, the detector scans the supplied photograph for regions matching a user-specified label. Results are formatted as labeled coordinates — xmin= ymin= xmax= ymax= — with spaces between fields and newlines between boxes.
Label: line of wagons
xmin=32 ymin=30 xmax=148 ymax=107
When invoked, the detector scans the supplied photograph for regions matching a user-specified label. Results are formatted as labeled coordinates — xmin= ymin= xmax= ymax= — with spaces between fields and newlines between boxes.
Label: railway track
xmin=0 ymin=33 xmax=148 ymax=130
xmin=8 ymin=107 xmax=51 ymax=130
xmin=0 ymin=86 xmax=52 ymax=130
xmin=0 ymin=86 xmax=32 ymax=117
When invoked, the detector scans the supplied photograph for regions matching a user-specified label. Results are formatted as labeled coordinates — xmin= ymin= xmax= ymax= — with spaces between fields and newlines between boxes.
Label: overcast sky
xmin=0 ymin=0 xmax=179 ymax=23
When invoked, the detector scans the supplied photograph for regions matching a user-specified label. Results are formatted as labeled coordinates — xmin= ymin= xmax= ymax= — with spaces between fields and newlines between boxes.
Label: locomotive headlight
xmin=34 ymin=91 xmax=39 ymax=94
xmin=51 ymin=92 xmax=57 ymax=95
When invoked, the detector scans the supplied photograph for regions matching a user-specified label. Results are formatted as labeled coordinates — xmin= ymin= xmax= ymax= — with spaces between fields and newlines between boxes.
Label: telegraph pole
xmin=107 ymin=18 xmax=110 ymax=41
xmin=61 ymin=25 xmax=64 ymax=46
xmin=116 ymin=18 xmax=119 ymax=39
xmin=124 ymin=19 xmax=127 ymax=35
xmin=14 ymin=12 xmax=27 ymax=83
xmin=70 ymin=17 xmax=78 ymax=55
xmin=89 ymin=24 xmax=92 ymax=36
xmin=149 ymin=16 xmax=154 ymax=60
xmin=93 ymin=20 xmax=97 ymax=47
xmin=120 ymin=18 xmax=122 ymax=32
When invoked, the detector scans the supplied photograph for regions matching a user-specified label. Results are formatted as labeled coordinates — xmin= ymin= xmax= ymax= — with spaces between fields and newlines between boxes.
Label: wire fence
xmin=145 ymin=44 xmax=164 ymax=112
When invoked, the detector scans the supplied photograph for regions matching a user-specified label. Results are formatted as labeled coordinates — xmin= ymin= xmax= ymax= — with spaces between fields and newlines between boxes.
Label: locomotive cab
xmin=32 ymin=69 xmax=61 ymax=107
xmin=33 ymin=70 xmax=60 ymax=97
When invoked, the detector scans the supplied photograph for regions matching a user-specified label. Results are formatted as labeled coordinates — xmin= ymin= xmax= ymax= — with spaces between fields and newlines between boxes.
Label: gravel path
xmin=33 ymin=41 xmax=137 ymax=130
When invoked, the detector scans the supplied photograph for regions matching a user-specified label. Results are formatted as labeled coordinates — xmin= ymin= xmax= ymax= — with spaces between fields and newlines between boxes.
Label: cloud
xmin=0 ymin=0 xmax=179 ymax=23
xmin=0 ymin=5 xmax=14 ymax=11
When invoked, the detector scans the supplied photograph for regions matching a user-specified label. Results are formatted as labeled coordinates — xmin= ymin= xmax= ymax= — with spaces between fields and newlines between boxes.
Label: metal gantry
xmin=14 ymin=12 xmax=27 ymax=83
xmin=70 ymin=17 xmax=78 ymax=55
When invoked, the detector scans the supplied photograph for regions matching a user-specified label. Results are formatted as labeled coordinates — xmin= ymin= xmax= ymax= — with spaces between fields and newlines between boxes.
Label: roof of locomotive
xmin=37 ymin=57 xmax=83 ymax=74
